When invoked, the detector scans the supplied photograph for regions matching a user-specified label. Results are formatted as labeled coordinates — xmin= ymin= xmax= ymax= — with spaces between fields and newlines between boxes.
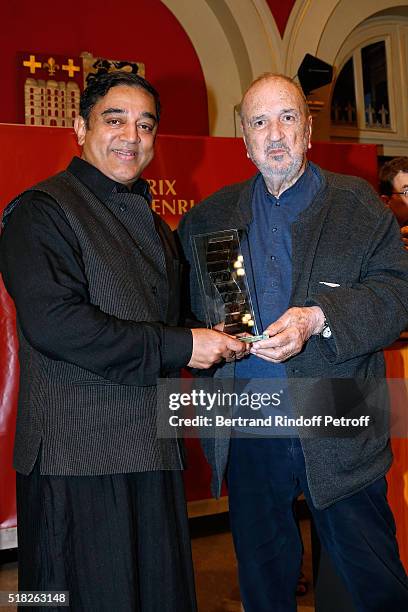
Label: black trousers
xmin=16 ymin=459 xmax=197 ymax=612
xmin=228 ymin=436 xmax=408 ymax=612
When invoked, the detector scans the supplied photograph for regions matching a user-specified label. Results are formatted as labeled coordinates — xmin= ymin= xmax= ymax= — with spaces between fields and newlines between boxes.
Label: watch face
xmin=322 ymin=325 xmax=332 ymax=338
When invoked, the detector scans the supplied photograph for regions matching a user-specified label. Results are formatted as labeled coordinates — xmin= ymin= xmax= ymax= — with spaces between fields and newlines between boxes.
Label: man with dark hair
xmin=179 ymin=73 xmax=408 ymax=611
xmin=80 ymin=71 xmax=161 ymax=127
xmin=379 ymin=156 xmax=408 ymax=249
xmin=0 ymin=71 xmax=246 ymax=611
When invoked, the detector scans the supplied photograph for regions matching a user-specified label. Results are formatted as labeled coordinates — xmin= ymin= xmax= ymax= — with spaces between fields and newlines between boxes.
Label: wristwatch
xmin=320 ymin=320 xmax=332 ymax=339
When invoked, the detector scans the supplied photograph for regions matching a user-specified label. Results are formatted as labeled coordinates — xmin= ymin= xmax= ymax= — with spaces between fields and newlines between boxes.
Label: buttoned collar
xmin=67 ymin=156 xmax=152 ymax=203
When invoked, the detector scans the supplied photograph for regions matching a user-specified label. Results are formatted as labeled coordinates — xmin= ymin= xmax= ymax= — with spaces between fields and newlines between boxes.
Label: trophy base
xmin=239 ymin=333 xmax=269 ymax=343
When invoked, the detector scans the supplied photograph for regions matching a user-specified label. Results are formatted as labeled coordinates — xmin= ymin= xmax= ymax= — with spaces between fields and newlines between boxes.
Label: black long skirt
xmin=16 ymin=460 xmax=197 ymax=612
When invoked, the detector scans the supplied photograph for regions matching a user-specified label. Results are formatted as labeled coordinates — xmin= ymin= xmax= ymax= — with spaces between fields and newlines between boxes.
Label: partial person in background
xmin=379 ymin=156 xmax=408 ymax=249
xmin=0 ymin=71 xmax=246 ymax=612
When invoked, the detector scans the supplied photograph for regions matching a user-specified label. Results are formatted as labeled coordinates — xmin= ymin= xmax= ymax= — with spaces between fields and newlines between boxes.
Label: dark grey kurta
xmin=0 ymin=157 xmax=196 ymax=611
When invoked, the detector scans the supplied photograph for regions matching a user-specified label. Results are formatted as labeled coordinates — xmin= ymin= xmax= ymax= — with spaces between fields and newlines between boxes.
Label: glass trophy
xmin=191 ymin=229 xmax=263 ymax=340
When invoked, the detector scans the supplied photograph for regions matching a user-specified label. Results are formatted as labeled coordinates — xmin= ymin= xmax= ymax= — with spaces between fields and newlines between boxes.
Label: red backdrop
xmin=265 ymin=0 xmax=297 ymax=37
xmin=0 ymin=125 xmax=380 ymax=229
xmin=1 ymin=0 xmax=209 ymax=136
xmin=2 ymin=123 xmax=399 ymax=551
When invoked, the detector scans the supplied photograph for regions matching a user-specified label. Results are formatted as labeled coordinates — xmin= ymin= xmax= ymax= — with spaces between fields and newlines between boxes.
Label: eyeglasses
xmin=392 ymin=189 xmax=408 ymax=197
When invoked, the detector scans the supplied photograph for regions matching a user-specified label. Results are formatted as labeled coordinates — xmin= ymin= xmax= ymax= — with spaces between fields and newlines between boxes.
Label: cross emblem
xmin=62 ymin=58 xmax=80 ymax=78
xmin=23 ymin=54 xmax=42 ymax=74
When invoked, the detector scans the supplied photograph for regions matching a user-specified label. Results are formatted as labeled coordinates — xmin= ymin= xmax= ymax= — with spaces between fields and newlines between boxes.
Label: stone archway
xmin=162 ymin=0 xmax=283 ymax=135
xmin=284 ymin=0 xmax=408 ymax=73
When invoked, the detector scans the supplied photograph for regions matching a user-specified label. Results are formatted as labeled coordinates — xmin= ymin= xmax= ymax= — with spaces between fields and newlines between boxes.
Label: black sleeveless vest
xmin=9 ymin=171 xmax=183 ymax=475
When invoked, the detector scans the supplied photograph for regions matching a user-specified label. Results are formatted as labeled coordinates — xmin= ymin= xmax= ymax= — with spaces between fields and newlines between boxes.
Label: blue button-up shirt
xmin=234 ymin=163 xmax=322 ymax=425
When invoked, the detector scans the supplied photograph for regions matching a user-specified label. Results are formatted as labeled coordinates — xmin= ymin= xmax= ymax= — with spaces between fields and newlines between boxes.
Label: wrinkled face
xmin=241 ymin=77 xmax=312 ymax=185
xmin=388 ymin=171 xmax=408 ymax=226
xmin=389 ymin=171 xmax=408 ymax=226
xmin=74 ymin=85 xmax=158 ymax=187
